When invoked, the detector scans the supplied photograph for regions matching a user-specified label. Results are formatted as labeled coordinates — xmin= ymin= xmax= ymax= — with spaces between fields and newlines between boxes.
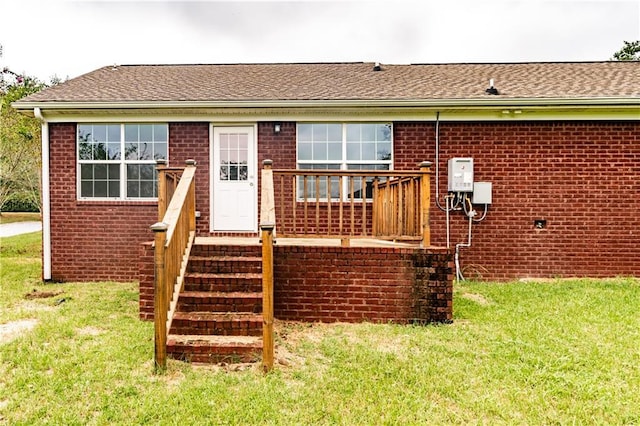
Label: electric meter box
xmin=448 ymin=157 xmax=474 ymax=192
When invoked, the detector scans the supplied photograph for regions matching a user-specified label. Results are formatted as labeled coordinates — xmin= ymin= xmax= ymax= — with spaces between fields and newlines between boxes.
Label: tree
xmin=0 ymin=44 xmax=46 ymax=213
xmin=611 ymin=40 xmax=640 ymax=61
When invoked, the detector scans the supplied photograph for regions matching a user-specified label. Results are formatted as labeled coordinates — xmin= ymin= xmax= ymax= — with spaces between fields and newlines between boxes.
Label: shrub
xmin=1 ymin=191 xmax=40 ymax=212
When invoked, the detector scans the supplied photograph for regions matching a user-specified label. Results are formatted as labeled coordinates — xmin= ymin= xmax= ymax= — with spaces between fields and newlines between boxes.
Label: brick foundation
xmin=139 ymin=243 xmax=453 ymax=323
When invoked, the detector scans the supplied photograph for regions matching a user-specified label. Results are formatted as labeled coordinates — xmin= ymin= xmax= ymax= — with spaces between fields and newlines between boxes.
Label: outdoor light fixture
xmin=274 ymin=123 xmax=281 ymax=134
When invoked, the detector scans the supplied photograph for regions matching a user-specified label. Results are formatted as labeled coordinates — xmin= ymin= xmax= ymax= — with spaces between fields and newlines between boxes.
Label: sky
xmin=1 ymin=0 xmax=639 ymax=83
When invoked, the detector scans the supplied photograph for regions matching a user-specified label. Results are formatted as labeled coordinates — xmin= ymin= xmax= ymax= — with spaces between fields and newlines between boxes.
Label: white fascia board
xmin=15 ymin=97 xmax=640 ymax=123
xmin=12 ymin=96 xmax=640 ymax=112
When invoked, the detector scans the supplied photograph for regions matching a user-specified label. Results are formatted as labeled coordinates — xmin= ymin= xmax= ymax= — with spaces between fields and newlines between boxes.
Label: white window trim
xmin=76 ymin=123 xmax=168 ymax=201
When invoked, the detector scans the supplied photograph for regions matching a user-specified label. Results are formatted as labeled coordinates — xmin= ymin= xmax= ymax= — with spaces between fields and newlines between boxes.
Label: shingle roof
xmin=14 ymin=61 xmax=640 ymax=105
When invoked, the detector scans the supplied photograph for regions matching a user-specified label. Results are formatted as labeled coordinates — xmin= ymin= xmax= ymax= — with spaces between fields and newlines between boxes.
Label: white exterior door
xmin=211 ymin=126 xmax=257 ymax=232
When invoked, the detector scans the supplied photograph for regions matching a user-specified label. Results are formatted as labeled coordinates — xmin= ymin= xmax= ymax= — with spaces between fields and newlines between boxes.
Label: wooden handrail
xmin=271 ymin=162 xmax=432 ymax=246
xmin=151 ymin=160 xmax=197 ymax=372
xmin=260 ymin=160 xmax=275 ymax=373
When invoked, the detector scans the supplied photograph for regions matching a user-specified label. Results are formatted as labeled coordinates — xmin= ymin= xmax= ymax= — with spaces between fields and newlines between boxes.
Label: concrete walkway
xmin=0 ymin=221 xmax=42 ymax=238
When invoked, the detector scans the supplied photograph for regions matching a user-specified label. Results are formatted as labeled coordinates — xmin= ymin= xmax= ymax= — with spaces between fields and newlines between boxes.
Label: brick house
xmin=13 ymin=62 xmax=639 ymax=363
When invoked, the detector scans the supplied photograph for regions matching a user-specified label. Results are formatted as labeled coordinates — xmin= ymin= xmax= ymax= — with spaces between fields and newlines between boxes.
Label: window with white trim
xmin=296 ymin=123 xmax=392 ymax=200
xmin=77 ymin=124 xmax=168 ymax=199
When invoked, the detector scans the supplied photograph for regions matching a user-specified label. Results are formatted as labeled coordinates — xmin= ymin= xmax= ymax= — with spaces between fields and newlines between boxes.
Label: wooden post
xmin=261 ymin=225 xmax=275 ymax=373
xmin=151 ymin=222 xmax=168 ymax=373
xmin=419 ymin=161 xmax=432 ymax=247
xmin=260 ymin=160 xmax=276 ymax=372
xmin=156 ymin=159 xmax=168 ymax=221
xmin=185 ymin=160 xmax=197 ymax=232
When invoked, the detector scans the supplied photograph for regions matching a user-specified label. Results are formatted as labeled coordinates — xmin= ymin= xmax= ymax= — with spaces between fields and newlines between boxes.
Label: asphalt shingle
xmin=14 ymin=62 xmax=640 ymax=104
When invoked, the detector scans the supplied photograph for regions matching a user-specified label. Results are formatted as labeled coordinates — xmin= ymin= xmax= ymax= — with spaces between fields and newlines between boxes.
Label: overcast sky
xmin=1 ymin=0 xmax=638 ymax=82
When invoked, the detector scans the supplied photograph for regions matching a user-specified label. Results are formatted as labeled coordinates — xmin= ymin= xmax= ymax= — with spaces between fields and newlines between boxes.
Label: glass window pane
xmin=327 ymin=124 xmax=342 ymax=141
xmin=377 ymin=124 xmax=392 ymax=141
xmin=108 ymin=164 xmax=120 ymax=179
xmin=220 ymin=166 xmax=229 ymax=181
xmin=238 ymin=148 xmax=248 ymax=164
xmin=313 ymin=124 xmax=328 ymax=141
xmin=362 ymin=143 xmax=376 ymax=160
xmin=94 ymin=181 xmax=107 ymax=197
xmin=298 ymin=124 xmax=312 ymax=142
xmin=93 ymin=125 xmax=106 ymax=142
xmin=238 ymin=134 xmax=248 ymax=149
xmin=125 ymin=125 xmax=138 ymax=142
xmin=313 ymin=142 xmax=327 ymax=161
xmin=229 ymin=165 xmax=238 ymax=180
xmin=81 ymin=181 xmax=93 ymax=197
xmin=78 ymin=124 xmax=92 ymax=141
xmin=347 ymin=143 xmax=360 ymax=161
xmin=140 ymin=181 xmax=154 ymax=198
xmin=154 ymin=143 xmax=167 ymax=160
xmin=107 ymin=125 xmax=120 ymax=142
xmin=125 ymin=142 xmax=138 ymax=160
xmin=298 ymin=142 xmax=312 ymax=161
xmin=139 ymin=124 xmax=153 ymax=141
xmin=127 ymin=181 xmax=138 ymax=198
xmin=127 ymin=164 xmax=139 ymax=179
xmin=327 ymin=142 xmax=342 ymax=161
xmin=79 ymin=142 xmax=92 ymax=160
xmin=94 ymin=164 xmax=107 ymax=179
xmin=153 ymin=124 xmax=167 ymax=141
xmin=108 ymin=181 xmax=120 ymax=198
xmin=140 ymin=165 xmax=154 ymax=180
xmin=361 ymin=124 xmax=376 ymax=141
xmin=107 ymin=142 xmax=121 ymax=160
xmin=377 ymin=143 xmax=392 ymax=160
xmin=80 ymin=165 xmax=92 ymax=179
xmin=346 ymin=124 xmax=360 ymax=141
xmin=239 ymin=166 xmax=248 ymax=181
xmin=138 ymin=142 xmax=152 ymax=160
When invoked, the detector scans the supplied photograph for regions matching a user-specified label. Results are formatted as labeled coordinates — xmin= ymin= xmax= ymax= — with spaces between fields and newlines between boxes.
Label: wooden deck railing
xmin=260 ymin=160 xmax=276 ymax=372
xmin=150 ymin=160 xmax=197 ymax=372
xmin=271 ymin=161 xmax=432 ymax=246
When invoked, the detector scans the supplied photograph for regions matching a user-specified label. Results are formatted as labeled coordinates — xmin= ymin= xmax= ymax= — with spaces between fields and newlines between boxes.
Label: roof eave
xmin=13 ymin=96 xmax=640 ymax=113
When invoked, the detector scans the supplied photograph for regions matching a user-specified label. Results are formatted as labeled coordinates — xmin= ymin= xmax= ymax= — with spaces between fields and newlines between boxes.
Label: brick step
xmin=177 ymin=291 xmax=263 ymax=313
xmin=188 ymin=255 xmax=262 ymax=274
xmin=167 ymin=334 xmax=262 ymax=364
xmin=170 ymin=312 xmax=263 ymax=336
xmin=184 ymin=272 xmax=262 ymax=292
xmin=190 ymin=244 xmax=262 ymax=257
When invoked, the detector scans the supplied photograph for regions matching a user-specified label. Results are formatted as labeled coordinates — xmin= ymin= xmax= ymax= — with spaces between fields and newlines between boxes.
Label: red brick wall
xmin=168 ymin=123 xmax=211 ymax=235
xmin=51 ymin=120 xmax=640 ymax=282
xmin=394 ymin=121 xmax=640 ymax=280
xmin=48 ymin=122 xmax=212 ymax=282
xmin=48 ymin=123 xmax=157 ymax=281
xmin=273 ymin=246 xmax=453 ymax=323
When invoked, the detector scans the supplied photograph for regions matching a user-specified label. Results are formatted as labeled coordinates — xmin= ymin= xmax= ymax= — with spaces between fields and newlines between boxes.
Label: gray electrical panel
xmin=448 ymin=158 xmax=474 ymax=192
xmin=472 ymin=182 xmax=492 ymax=204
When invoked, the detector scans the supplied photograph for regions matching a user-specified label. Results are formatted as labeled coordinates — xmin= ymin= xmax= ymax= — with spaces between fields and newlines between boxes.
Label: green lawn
xmin=1 ymin=233 xmax=639 ymax=424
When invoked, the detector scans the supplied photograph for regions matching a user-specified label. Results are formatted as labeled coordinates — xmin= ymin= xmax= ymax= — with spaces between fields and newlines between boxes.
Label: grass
xmin=1 ymin=232 xmax=639 ymax=424
xmin=0 ymin=212 xmax=40 ymax=224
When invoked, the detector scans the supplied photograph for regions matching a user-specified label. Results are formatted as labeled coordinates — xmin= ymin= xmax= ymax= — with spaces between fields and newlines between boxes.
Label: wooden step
xmin=167 ymin=334 xmax=262 ymax=364
xmin=177 ymin=291 xmax=262 ymax=313
xmin=184 ymin=272 xmax=262 ymax=292
xmin=188 ymin=255 xmax=262 ymax=274
xmin=170 ymin=312 xmax=263 ymax=336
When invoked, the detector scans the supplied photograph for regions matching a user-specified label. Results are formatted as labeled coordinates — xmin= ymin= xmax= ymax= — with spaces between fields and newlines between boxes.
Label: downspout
xmin=34 ymin=107 xmax=51 ymax=281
